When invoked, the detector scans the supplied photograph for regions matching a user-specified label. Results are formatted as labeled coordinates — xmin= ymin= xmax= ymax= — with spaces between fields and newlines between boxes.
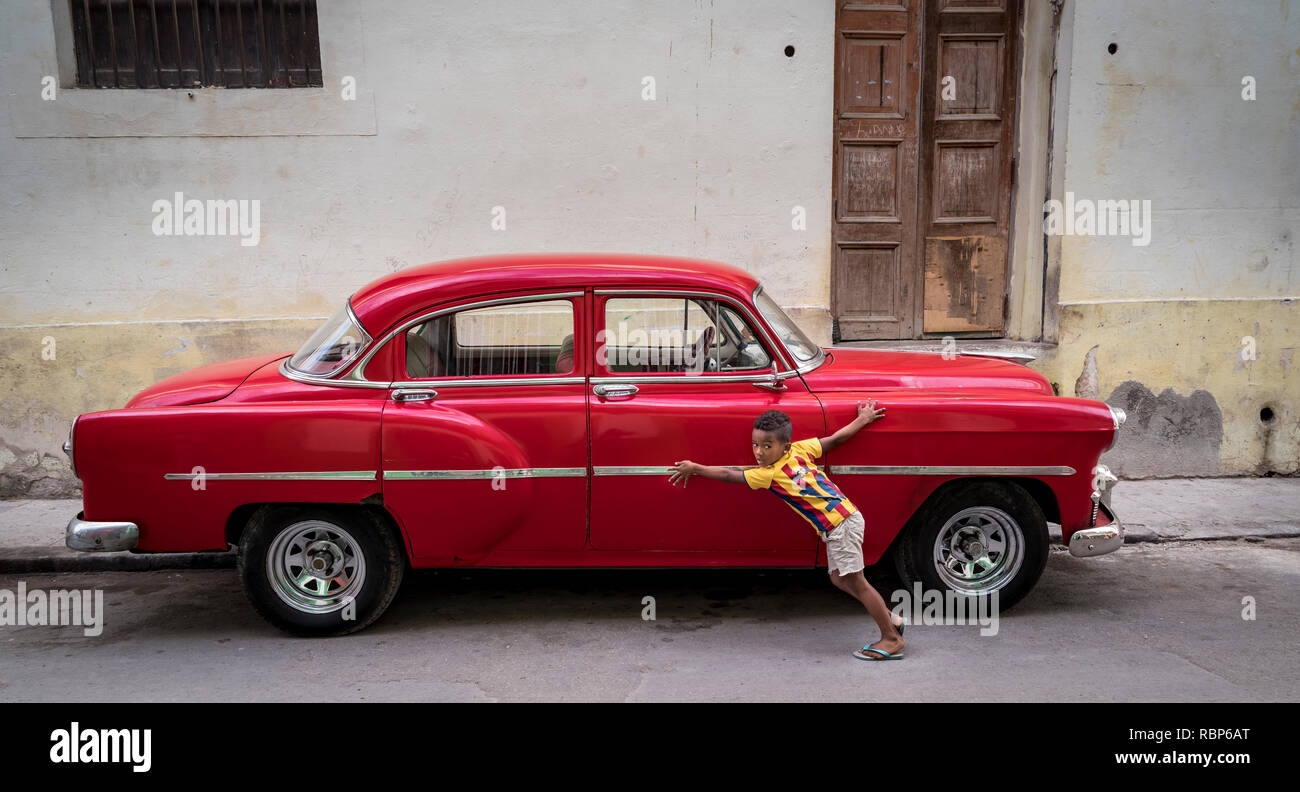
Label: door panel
xmin=832 ymin=1 xmax=922 ymax=340
xmin=590 ymin=378 xmax=825 ymax=555
xmin=917 ymin=0 xmax=1019 ymax=334
xmin=833 ymin=0 xmax=1020 ymax=340
xmin=589 ymin=293 xmax=824 ymax=557
xmin=381 ymin=294 xmax=589 ymax=565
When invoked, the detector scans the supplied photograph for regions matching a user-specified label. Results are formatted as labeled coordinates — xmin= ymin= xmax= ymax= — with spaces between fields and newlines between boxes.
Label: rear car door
xmin=381 ymin=291 xmax=589 ymax=565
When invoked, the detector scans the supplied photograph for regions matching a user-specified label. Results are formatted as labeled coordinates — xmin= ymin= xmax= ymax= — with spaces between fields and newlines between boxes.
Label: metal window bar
xmin=70 ymin=0 xmax=322 ymax=88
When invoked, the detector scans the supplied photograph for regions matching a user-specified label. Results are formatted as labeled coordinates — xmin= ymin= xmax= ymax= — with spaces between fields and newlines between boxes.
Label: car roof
xmin=348 ymin=252 xmax=763 ymax=334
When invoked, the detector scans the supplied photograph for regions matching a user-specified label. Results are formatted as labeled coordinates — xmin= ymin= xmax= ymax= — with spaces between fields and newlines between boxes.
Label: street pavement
xmin=0 ymin=476 xmax=1296 ymax=701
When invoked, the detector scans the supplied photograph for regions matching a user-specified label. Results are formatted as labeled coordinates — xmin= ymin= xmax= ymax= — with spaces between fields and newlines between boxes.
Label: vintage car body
xmin=65 ymin=253 xmax=1124 ymax=635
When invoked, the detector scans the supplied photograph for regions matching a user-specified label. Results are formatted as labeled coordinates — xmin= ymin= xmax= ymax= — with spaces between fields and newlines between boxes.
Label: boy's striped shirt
xmin=742 ymin=437 xmax=858 ymax=536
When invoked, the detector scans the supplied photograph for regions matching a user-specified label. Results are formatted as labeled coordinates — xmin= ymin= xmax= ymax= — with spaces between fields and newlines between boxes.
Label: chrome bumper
xmin=1068 ymin=502 xmax=1124 ymax=558
xmin=66 ymin=512 xmax=139 ymax=552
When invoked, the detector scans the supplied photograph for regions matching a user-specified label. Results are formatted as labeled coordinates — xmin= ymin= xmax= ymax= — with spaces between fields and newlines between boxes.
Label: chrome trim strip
xmin=416 ymin=376 xmax=586 ymax=388
xmin=346 ymin=299 xmax=372 ymax=341
xmin=280 ymin=359 xmax=393 ymax=389
xmin=164 ymin=471 xmax=378 ymax=481
xmin=593 ymin=464 xmax=1075 ymax=477
xmin=589 ymin=373 xmax=775 ymax=385
xmin=384 ymin=467 xmax=587 ymax=480
xmin=829 ymin=465 xmax=1077 ymax=476
xmin=345 ymin=290 xmax=585 ymax=384
xmin=593 ymin=466 xmax=676 ymax=476
xmin=752 ymin=283 xmax=827 ymax=374
xmin=595 ymin=287 xmax=797 ymax=374
xmin=67 ymin=512 xmax=139 ymax=552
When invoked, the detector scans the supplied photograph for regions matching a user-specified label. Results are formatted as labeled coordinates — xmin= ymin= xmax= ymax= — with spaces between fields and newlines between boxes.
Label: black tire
xmin=237 ymin=505 xmax=405 ymax=637
xmin=893 ymin=480 xmax=1048 ymax=613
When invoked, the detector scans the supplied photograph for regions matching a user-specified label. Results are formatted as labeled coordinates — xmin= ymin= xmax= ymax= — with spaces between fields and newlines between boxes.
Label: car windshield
xmin=754 ymin=286 xmax=822 ymax=364
xmin=287 ymin=303 xmax=371 ymax=377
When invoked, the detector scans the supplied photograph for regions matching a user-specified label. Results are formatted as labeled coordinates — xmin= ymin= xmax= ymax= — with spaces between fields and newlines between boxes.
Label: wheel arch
xmin=225 ymin=501 xmax=412 ymax=566
xmin=889 ymin=475 xmax=1058 ymax=556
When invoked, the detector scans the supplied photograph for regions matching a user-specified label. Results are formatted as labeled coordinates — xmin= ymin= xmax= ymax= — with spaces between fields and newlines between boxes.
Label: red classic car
xmin=64 ymin=253 xmax=1125 ymax=635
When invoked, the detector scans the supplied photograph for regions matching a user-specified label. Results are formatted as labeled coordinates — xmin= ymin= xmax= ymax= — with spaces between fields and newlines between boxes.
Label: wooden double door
xmin=832 ymin=0 xmax=1021 ymax=340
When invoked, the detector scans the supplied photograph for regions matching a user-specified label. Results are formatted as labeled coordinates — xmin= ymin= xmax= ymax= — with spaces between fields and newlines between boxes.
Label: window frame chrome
xmin=338 ymin=290 xmax=586 ymax=389
xmin=282 ymin=298 xmax=374 ymax=380
xmin=279 ymin=285 xmax=826 ymax=390
xmin=590 ymin=287 xmax=810 ymax=384
xmin=752 ymin=284 xmax=826 ymax=375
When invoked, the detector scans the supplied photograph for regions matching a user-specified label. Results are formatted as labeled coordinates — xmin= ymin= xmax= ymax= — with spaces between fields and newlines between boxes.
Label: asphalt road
xmin=1 ymin=538 xmax=1296 ymax=702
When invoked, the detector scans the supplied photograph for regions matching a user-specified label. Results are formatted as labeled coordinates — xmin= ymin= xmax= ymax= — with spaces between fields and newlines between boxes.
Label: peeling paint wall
xmin=1029 ymin=0 xmax=1298 ymax=477
xmin=0 ymin=0 xmax=836 ymax=496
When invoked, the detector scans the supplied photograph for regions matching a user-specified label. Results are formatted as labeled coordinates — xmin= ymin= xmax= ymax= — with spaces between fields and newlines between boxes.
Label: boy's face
xmin=752 ymin=428 xmax=790 ymax=467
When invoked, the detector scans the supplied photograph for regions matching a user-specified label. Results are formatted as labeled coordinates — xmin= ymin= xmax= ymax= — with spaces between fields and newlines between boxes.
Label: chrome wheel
xmin=931 ymin=506 xmax=1024 ymax=594
xmin=266 ymin=520 xmax=367 ymax=614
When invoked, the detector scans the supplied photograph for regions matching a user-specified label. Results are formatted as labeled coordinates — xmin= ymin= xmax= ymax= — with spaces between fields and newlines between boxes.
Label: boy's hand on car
xmin=857 ymin=398 xmax=886 ymax=425
xmin=669 ymin=460 xmax=696 ymax=487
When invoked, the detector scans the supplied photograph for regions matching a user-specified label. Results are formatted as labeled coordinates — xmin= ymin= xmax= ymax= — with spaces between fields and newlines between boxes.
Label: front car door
xmin=381 ymin=290 xmax=589 ymax=565
xmin=588 ymin=288 xmax=824 ymax=561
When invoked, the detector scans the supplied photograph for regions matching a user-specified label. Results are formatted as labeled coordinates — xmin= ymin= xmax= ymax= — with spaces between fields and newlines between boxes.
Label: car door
xmin=381 ymin=290 xmax=589 ymax=565
xmin=589 ymin=289 xmax=824 ymax=559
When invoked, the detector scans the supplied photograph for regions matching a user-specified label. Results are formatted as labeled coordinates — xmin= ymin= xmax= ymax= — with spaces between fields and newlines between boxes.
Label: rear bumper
xmin=66 ymin=512 xmax=139 ymax=552
xmin=1068 ymin=502 xmax=1124 ymax=558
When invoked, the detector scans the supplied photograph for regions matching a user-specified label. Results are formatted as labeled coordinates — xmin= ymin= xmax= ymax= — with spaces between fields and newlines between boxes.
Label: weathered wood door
xmin=833 ymin=0 xmax=1021 ymax=340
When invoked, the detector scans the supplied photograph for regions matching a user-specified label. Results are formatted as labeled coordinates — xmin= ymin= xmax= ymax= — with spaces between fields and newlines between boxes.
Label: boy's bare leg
xmin=831 ymin=570 xmax=904 ymax=654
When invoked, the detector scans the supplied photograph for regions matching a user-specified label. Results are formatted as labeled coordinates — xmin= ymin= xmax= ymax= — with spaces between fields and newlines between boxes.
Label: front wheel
xmin=238 ymin=506 xmax=405 ymax=637
xmin=893 ymin=481 xmax=1049 ymax=613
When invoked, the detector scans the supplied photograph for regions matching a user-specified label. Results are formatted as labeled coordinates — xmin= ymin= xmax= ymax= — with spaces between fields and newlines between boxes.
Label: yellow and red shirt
xmin=742 ymin=437 xmax=858 ymax=536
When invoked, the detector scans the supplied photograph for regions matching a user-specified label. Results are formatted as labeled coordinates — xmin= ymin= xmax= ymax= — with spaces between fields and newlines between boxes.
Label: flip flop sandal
xmin=854 ymin=646 xmax=905 ymax=661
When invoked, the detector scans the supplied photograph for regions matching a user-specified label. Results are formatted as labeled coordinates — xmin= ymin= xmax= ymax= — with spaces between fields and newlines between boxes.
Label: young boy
xmin=668 ymin=402 xmax=905 ymax=660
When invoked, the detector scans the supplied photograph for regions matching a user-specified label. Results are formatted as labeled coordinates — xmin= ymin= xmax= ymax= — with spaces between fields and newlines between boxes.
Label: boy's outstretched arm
xmin=818 ymin=399 xmax=886 ymax=453
xmin=668 ymin=462 xmax=752 ymax=487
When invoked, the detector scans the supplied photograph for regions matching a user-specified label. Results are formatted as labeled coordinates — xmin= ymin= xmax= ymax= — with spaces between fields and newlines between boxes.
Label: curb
xmin=6 ymin=532 xmax=1300 ymax=575
xmin=0 ymin=548 xmax=235 ymax=574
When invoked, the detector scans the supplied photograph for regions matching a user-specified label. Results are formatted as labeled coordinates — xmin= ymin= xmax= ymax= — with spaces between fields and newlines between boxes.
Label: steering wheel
xmin=718 ymin=342 xmax=742 ymax=369
xmin=687 ymin=326 xmax=715 ymax=372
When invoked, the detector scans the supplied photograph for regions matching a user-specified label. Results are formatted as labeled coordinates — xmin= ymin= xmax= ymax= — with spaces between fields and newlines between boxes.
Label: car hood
xmin=124 ymin=352 xmax=291 ymax=408
xmin=800 ymin=347 xmax=1053 ymax=395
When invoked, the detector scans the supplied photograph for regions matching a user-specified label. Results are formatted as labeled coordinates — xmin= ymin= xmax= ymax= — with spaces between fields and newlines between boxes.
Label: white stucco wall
xmin=0 ymin=0 xmax=838 ymax=495
xmin=1 ymin=0 xmax=836 ymax=331
xmin=1058 ymin=0 xmax=1297 ymax=303
xmin=1039 ymin=0 xmax=1299 ymax=477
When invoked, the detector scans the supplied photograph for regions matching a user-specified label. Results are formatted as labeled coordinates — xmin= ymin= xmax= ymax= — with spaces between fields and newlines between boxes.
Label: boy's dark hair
xmin=753 ymin=410 xmax=793 ymax=443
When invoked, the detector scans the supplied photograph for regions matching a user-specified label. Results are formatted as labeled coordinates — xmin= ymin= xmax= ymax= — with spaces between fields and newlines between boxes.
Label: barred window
xmin=69 ymin=0 xmax=322 ymax=88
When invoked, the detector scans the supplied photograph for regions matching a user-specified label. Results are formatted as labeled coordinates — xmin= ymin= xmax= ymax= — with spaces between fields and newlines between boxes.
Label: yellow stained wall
xmin=0 ymin=321 xmax=320 ymax=496
xmin=1029 ymin=299 xmax=1296 ymax=477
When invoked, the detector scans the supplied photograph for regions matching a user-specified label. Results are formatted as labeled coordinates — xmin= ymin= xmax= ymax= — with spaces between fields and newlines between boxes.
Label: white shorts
xmin=823 ymin=510 xmax=866 ymax=577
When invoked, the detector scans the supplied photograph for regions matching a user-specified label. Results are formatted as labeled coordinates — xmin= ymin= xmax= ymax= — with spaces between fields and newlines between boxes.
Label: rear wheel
xmin=894 ymin=481 xmax=1048 ymax=613
xmin=237 ymin=506 xmax=405 ymax=637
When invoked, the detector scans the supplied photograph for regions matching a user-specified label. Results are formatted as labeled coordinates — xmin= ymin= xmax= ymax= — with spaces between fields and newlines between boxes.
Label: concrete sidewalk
xmin=1 ymin=477 xmax=1296 ymax=573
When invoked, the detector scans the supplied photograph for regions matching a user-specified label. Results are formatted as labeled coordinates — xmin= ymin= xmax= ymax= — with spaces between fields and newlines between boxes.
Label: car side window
xmin=601 ymin=297 xmax=772 ymax=374
xmin=405 ymin=298 xmax=575 ymax=378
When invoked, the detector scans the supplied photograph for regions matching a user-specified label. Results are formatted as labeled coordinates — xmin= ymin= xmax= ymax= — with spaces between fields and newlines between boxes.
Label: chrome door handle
xmin=391 ymin=388 xmax=438 ymax=402
xmin=593 ymin=383 xmax=638 ymax=399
